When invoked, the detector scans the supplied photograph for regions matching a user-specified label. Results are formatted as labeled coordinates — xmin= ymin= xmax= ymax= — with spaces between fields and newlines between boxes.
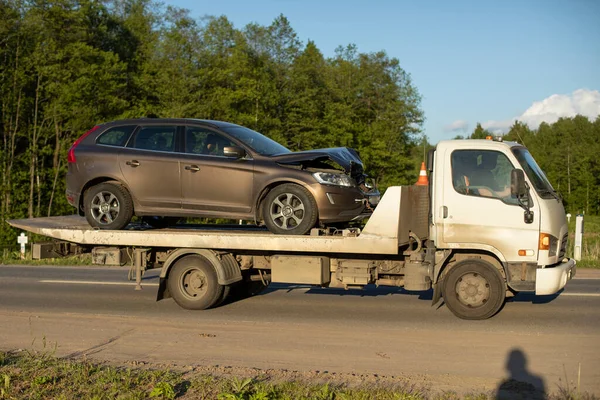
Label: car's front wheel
xmin=262 ymin=183 xmax=317 ymax=235
xmin=84 ymin=182 xmax=133 ymax=230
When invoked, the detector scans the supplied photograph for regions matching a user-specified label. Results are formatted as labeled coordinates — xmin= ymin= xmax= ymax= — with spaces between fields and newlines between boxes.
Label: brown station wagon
xmin=66 ymin=119 xmax=380 ymax=235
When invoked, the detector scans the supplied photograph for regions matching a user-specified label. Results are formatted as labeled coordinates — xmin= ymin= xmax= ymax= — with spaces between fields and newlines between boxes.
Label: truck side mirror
xmin=511 ymin=169 xmax=534 ymax=224
xmin=510 ymin=169 xmax=527 ymax=198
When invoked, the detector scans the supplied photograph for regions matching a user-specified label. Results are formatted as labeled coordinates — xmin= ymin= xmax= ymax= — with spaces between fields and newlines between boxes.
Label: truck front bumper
xmin=535 ymin=258 xmax=577 ymax=295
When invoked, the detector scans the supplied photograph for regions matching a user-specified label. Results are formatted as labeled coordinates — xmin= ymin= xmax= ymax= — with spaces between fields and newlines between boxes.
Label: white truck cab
xmin=431 ymin=139 xmax=575 ymax=297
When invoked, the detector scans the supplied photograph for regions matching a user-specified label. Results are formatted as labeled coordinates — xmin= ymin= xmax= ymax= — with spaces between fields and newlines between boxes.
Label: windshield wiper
xmin=538 ymin=188 xmax=561 ymax=201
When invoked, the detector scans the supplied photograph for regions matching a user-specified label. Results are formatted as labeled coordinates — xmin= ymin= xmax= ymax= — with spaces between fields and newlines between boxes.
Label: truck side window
xmin=451 ymin=150 xmax=518 ymax=205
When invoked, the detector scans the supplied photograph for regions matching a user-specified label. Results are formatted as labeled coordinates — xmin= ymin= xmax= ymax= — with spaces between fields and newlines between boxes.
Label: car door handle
xmin=185 ymin=165 xmax=200 ymax=172
xmin=126 ymin=160 xmax=140 ymax=167
xmin=442 ymin=206 xmax=448 ymax=218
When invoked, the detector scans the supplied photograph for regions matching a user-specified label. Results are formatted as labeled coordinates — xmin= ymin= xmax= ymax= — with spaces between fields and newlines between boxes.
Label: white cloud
xmin=443 ymin=119 xmax=469 ymax=133
xmin=481 ymin=89 xmax=600 ymax=133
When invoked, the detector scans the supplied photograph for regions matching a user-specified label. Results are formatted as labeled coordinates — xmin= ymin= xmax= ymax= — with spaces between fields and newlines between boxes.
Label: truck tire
xmin=442 ymin=259 xmax=505 ymax=320
xmin=263 ymin=183 xmax=318 ymax=235
xmin=84 ymin=182 xmax=133 ymax=230
xmin=167 ymin=255 xmax=224 ymax=310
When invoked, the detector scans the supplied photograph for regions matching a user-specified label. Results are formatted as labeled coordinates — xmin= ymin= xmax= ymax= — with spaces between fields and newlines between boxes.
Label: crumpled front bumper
xmin=535 ymin=258 xmax=577 ymax=295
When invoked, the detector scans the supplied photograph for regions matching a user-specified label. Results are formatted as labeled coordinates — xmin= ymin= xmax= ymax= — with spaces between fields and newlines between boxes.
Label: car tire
xmin=84 ymin=182 xmax=133 ymax=230
xmin=262 ymin=183 xmax=318 ymax=235
xmin=167 ymin=255 xmax=224 ymax=310
xmin=442 ymin=259 xmax=506 ymax=320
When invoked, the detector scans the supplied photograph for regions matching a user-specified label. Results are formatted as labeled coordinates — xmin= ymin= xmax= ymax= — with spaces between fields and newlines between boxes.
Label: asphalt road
xmin=0 ymin=264 xmax=599 ymax=396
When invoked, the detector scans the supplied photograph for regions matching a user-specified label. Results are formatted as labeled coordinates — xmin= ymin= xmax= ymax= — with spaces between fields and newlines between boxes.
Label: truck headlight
xmin=539 ymin=233 xmax=558 ymax=256
xmin=313 ymin=172 xmax=355 ymax=187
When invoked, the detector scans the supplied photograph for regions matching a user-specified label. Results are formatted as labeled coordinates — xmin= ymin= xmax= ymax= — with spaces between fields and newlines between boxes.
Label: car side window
xmin=96 ymin=125 xmax=136 ymax=147
xmin=451 ymin=150 xmax=518 ymax=205
xmin=185 ymin=127 xmax=234 ymax=157
xmin=131 ymin=126 xmax=176 ymax=152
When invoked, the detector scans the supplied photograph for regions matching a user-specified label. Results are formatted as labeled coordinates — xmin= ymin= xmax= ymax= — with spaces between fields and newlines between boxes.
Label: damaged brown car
xmin=66 ymin=118 xmax=380 ymax=235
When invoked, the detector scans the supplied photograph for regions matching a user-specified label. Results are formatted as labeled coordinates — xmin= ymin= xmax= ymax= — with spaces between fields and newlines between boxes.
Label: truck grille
xmin=558 ymin=233 xmax=568 ymax=259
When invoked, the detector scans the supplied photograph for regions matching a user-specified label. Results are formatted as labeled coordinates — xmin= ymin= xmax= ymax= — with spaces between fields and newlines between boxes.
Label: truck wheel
xmin=167 ymin=255 xmax=224 ymax=310
xmin=84 ymin=182 xmax=133 ymax=230
xmin=263 ymin=184 xmax=317 ymax=235
xmin=442 ymin=259 xmax=505 ymax=320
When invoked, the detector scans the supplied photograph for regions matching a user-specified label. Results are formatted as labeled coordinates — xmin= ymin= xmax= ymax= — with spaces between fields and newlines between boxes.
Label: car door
xmin=180 ymin=126 xmax=254 ymax=214
xmin=437 ymin=147 xmax=540 ymax=263
xmin=118 ymin=125 xmax=182 ymax=210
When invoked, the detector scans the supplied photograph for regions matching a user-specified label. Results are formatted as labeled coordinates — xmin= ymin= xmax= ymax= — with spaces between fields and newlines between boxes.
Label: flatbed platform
xmin=7 ymin=187 xmax=426 ymax=256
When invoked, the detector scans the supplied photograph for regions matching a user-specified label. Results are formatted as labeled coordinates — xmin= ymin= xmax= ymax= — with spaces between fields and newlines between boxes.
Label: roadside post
xmin=574 ymin=214 xmax=584 ymax=261
xmin=18 ymin=233 xmax=28 ymax=259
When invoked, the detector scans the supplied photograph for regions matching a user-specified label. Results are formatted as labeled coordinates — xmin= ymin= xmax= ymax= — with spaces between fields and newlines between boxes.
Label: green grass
xmin=567 ymin=215 xmax=600 ymax=268
xmin=0 ymin=350 xmax=596 ymax=400
xmin=0 ymin=250 xmax=93 ymax=266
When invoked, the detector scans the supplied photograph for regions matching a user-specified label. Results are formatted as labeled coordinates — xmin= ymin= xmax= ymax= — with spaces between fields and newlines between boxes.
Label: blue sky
xmin=167 ymin=0 xmax=600 ymax=144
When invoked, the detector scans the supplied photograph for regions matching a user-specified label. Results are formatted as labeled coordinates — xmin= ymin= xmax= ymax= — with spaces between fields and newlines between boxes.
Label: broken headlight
xmin=313 ymin=172 xmax=355 ymax=187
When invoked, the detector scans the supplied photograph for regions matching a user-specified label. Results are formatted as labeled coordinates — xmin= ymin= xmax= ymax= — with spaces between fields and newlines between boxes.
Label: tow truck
xmin=7 ymin=138 xmax=576 ymax=320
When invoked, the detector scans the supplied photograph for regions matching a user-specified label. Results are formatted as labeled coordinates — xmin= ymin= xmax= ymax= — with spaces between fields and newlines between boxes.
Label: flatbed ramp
xmin=7 ymin=187 xmax=427 ymax=256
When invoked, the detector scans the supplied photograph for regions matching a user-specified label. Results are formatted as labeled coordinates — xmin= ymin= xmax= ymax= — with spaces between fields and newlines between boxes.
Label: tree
xmin=469 ymin=123 xmax=491 ymax=139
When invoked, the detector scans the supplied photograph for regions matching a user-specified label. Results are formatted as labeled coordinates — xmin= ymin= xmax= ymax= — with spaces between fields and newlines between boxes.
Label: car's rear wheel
xmin=262 ymin=183 xmax=317 ymax=235
xmin=84 ymin=182 xmax=133 ymax=230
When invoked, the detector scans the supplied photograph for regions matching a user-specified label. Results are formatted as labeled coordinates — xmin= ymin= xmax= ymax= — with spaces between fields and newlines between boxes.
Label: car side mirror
xmin=223 ymin=146 xmax=246 ymax=159
xmin=510 ymin=169 xmax=527 ymax=198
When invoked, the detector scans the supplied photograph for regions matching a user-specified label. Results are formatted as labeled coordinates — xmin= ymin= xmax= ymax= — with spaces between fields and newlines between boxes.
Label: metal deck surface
xmin=6 ymin=187 xmax=412 ymax=255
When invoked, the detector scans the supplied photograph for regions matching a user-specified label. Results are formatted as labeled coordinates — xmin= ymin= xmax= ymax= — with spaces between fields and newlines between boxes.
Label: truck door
xmin=437 ymin=147 xmax=539 ymax=263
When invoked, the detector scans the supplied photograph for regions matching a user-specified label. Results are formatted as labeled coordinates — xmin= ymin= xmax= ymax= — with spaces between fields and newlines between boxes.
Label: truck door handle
xmin=126 ymin=160 xmax=140 ymax=167
xmin=442 ymin=206 xmax=448 ymax=218
xmin=185 ymin=165 xmax=200 ymax=172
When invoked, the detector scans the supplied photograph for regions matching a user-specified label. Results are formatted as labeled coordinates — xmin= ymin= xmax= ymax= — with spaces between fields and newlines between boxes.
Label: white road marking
xmin=39 ymin=280 xmax=159 ymax=287
xmin=560 ymin=292 xmax=600 ymax=297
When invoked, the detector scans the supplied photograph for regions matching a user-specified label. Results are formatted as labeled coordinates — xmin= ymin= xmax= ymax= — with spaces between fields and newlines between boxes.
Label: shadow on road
xmin=507 ymin=290 xmax=561 ymax=304
xmin=261 ymin=283 xmax=434 ymax=300
xmin=496 ymin=348 xmax=546 ymax=400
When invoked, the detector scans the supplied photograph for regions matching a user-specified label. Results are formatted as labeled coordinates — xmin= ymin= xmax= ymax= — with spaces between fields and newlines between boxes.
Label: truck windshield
xmin=512 ymin=148 xmax=557 ymax=200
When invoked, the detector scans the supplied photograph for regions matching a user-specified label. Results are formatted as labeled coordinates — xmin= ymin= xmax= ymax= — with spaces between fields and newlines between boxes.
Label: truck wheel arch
xmin=157 ymin=249 xmax=242 ymax=301
xmin=436 ymin=251 xmax=507 ymax=283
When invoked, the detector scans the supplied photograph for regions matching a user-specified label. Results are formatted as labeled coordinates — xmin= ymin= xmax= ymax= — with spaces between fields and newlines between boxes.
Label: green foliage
xmin=149 ymin=381 xmax=176 ymax=399
xmin=0 ymin=1 xmax=424 ymax=246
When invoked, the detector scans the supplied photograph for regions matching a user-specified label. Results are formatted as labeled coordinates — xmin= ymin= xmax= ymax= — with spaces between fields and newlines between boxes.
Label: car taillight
xmin=68 ymin=125 xmax=100 ymax=163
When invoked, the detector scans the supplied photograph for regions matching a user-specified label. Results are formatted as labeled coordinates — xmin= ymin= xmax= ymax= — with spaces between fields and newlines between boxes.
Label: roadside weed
xmin=149 ymin=381 xmax=176 ymax=399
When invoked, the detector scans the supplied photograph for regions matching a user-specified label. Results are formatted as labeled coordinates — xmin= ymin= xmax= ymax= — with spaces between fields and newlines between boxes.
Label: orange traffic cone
xmin=415 ymin=162 xmax=428 ymax=186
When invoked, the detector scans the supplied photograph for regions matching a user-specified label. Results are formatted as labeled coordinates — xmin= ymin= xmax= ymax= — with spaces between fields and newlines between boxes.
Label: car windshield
xmin=221 ymin=126 xmax=290 ymax=156
xmin=512 ymin=147 xmax=557 ymax=199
